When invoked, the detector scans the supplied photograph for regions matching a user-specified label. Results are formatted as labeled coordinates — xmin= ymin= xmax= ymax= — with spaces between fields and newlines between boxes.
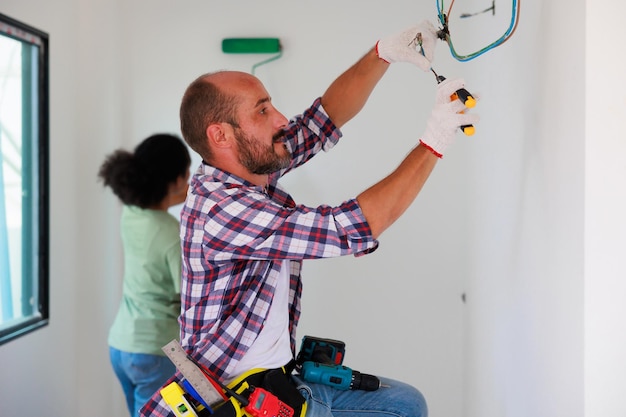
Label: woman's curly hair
xmin=98 ymin=133 xmax=191 ymax=208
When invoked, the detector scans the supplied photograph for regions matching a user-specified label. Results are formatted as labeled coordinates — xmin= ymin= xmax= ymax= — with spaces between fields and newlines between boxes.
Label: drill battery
xmin=297 ymin=336 xmax=345 ymax=365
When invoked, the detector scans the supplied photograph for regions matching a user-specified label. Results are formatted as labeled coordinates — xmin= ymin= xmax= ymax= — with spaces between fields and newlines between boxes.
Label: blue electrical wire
xmin=437 ymin=0 xmax=520 ymax=62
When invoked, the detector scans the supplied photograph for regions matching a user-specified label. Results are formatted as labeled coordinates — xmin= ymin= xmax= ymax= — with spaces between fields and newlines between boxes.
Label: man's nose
xmin=274 ymin=111 xmax=288 ymax=128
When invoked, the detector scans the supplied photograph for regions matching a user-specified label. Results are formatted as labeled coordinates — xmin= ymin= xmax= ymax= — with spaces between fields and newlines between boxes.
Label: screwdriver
xmin=430 ymin=68 xmax=475 ymax=136
xmin=414 ymin=32 xmax=475 ymax=136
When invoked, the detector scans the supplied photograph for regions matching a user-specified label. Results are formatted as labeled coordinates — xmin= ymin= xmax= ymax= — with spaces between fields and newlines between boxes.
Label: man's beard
xmin=235 ymin=128 xmax=290 ymax=175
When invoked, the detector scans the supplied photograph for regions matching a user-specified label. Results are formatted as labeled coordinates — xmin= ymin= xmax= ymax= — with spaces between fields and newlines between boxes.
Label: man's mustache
xmin=272 ymin=131 xmax=286 ymax=143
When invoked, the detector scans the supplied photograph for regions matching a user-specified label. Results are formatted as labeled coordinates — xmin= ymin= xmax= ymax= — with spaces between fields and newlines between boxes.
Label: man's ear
xmin=206 ymin=123 xmax=233 ymax=149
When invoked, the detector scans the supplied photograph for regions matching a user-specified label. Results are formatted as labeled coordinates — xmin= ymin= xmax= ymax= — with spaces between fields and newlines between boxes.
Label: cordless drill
xmin=296 ymin=336 xmax=381 ymax=391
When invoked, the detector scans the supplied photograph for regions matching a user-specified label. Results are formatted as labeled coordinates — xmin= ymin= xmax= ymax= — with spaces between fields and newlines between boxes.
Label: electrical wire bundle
xmin=436 ymin=0 xmax=521 ymax=61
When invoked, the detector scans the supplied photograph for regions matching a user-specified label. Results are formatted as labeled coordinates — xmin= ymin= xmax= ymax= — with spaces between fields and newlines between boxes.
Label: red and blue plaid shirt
xmin=140 ymin=98 xmax=378 ymax=416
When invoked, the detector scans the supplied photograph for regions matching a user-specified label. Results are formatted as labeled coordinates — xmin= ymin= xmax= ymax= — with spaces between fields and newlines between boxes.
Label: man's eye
xmin=259 ymin=108 xmax=267 ymax=115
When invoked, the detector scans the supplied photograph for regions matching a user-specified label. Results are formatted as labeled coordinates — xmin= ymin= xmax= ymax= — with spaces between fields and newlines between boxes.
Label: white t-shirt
xmin=228 ymin=260 xmax=293 ymax=381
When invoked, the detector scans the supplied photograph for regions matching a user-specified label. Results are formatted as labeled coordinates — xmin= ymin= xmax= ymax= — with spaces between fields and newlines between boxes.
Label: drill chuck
xmin=350 ymin=370 xmax=381 ymax=391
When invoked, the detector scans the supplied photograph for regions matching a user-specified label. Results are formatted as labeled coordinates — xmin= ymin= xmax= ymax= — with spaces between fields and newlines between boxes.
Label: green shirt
xmin=108 ymin=205 xmax=182 ymax=355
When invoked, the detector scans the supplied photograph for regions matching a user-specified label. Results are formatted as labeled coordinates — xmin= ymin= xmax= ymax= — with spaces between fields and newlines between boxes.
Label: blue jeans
xmin=109 ymin=346 xmax=177 ymax=417
xmin=294 ymin=375 xmax=428 ymax=417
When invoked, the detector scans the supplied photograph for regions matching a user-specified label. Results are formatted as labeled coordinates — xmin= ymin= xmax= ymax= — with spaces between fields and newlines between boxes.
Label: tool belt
xmin=212 ymin=363 xmax=307 ymax=417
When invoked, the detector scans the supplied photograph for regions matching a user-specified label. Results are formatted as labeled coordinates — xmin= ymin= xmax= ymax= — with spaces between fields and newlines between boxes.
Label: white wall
xmin=0 ymin=0 xmax=83 ymax=415
xmin=585 ymin=1 xmax=626 ymax=416
xmin=0 ymin=1 xmax=622 ymax=417
xmin=464 ymin=0 xmax=586 ymax=415
xmin=1 ymin=0 xmax=126 ymax=415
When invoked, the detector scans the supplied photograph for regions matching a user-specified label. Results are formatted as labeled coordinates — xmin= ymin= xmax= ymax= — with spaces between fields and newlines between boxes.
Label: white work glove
xmin=376 ymin=21 xmax=438 ymax=71
xmin=419 ymin=78 xmax=480 ymax=158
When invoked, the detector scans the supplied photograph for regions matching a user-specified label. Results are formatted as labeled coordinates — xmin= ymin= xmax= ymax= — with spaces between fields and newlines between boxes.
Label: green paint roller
xmin=221 ymin=38 xmax=282 ymax=74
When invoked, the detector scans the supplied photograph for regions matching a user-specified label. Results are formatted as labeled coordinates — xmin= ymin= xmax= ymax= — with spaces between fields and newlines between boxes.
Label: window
xmin=0 ymin=13 xmax=49 ymax=345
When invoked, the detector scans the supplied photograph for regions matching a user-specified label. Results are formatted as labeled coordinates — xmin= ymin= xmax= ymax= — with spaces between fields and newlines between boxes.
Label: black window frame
xmin=0 ymin=13 xmax=50 ymax=345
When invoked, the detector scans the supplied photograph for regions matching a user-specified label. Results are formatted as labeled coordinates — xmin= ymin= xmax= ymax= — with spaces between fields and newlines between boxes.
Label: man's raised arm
xmin=321 ymin=22 xmax=438 ymax=128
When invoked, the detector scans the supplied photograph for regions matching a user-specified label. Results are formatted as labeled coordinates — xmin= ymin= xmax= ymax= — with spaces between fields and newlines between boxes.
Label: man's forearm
xmin=321 ymin=47 xmax=389 ymax=128
xmin=356 ymin=144 xmax=438 ymax=239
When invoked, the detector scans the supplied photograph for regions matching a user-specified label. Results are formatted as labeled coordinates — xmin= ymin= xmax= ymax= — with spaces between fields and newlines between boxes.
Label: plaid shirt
xmin=140 ymin=98 xmax=378 ymax=416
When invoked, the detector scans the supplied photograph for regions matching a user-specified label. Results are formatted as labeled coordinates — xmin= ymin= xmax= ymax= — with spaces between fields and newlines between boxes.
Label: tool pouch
xmin=212 ymin=365 xmax=307 ymax=417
